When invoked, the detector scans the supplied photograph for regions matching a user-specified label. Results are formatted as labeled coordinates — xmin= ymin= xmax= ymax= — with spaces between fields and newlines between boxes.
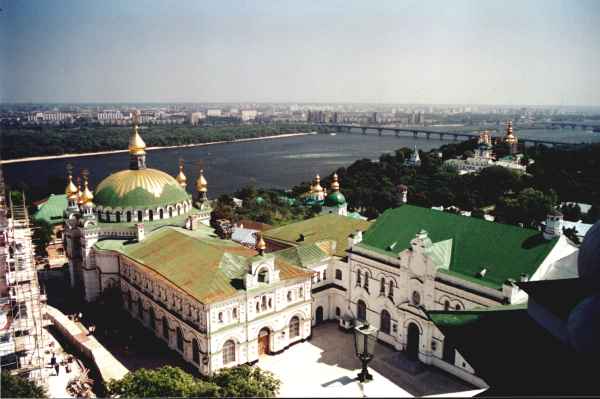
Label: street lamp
xmin=353 ymin=322 xmax=379 ymax=382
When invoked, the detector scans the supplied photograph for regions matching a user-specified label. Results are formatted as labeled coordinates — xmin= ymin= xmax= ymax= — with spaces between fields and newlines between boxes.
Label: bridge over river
xmin=313 ymin=123 xmax=588 ymax=147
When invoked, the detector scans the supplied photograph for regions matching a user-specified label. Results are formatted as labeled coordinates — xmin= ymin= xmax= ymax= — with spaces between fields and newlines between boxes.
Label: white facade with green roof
xmin=343 ymin=204 xmax=578 ymax=387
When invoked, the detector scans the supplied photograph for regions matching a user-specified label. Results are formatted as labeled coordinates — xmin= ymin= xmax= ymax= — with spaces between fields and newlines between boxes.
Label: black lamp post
xmin=353 ymin=322 xmax=379 ymax=382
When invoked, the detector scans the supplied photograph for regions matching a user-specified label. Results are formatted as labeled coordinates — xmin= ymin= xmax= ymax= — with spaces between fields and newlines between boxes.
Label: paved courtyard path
xmin=257 ymin=323 xmax=482 ymax=398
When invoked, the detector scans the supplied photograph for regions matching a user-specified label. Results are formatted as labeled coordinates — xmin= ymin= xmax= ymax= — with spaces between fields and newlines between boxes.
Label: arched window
xmin=412 ymin=291 xmax=421 ymax=306
xmin=363 ymin=272 xmax=369 ymax=292
xmin=177 ymin=205 xmax=181 ymax=215
xmin=149 ymin=210 xmax=154 ymax=221
xmin=261 ymin=296 xmax=267 ymax=310
xmin=287 ymin=291 xmax=292 ymax=302
xmin=357 ymin=300 xmax=367 ymax=321
xmin=455 ymin=303 xmax=461 ymax=310
xmin=388 ymin=280 xmax=394 ymax=300
xmin=268 ymin=298 xmax=272 ymax=308
xmin=335 ymin=269 xmax=342 ymax=280
xmin=380 ymin=277 xmax=386 ymax=295
xmin=232 ymin=308 xmax=237 ymax=319
xmin=335 ymin=307 xmax=341 ymax=317
xmin=223 ymin=340 xmax=235 ymax=364
xmin=289 ymin=316 xmax=300 ymax=338
xmin=356 ymin=270 xmax=362 ymax=286
xmin=116 ymin=211 xmax=121 ymax=223
xmin=299 ymin=287 xmax=303 ymax=298
xmin=168 ymin=207 xmax=173 ymax=218
xmin=258 ymin=268 xmax=269 ymax=283
xmin=137 ymin=210 xmax=143 ymax=222
xmin=159 ymin=209 xmax=164 ymax=219
xmin=380 ymin=310 xmax=391 ymax=334
xmin=323 ymin=270 xmax=327 ymax=280
xmin=126 ymin=211 xmax=132 ymax=222
xmin=192 ymin=338 xmax=200 ymax=363
xmin=218 ymin=312 xmax=223 ymax=323
xmin=149 ymin=307 xmax=156 ymax=330
xmin=444 ymin=300 xmax=450 ymax=310
xmin=176 ymin=327 xmax=183 ymax=351
xmin=162 ymin=317 xmax=169 ymax=340
xmin=255 ymin=302 xmax=260 ymax=313
xmin=105 ymin=211 xmax=110 ymax=222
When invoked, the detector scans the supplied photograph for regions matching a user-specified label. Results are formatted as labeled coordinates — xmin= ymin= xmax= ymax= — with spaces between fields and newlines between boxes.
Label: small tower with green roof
xmin=321 ymin=173 xmax=347 ymax=216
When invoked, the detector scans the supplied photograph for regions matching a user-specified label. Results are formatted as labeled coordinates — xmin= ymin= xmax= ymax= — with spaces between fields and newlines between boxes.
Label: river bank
xmin=0 ymin=131 xmax=317 ymax=164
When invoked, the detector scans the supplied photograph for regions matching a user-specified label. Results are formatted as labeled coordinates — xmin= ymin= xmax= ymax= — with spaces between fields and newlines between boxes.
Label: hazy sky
xmin=1 ymin=0 xmax=599 ymax=105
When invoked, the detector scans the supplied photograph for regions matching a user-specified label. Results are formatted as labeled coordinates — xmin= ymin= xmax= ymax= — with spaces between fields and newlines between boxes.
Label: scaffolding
xmin=0 ymin=173 xmax=47 ymax=386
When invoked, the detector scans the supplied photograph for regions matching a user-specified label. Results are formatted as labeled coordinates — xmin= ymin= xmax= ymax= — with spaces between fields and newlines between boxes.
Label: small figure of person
xmin=54 ymin=363 xmax=60 ymax=376
xmin=78 ymin=312 xmax=83 ymax=321
xmin=50 ymin=352 xmax=56 ymax=367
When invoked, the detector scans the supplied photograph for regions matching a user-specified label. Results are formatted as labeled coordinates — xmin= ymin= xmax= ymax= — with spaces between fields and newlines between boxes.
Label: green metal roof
xmin=429 ymin=303 xmax=528 ymax=327
xmin=324 ymin=191 xmax=346 ymax=207
xmin=264 ymin=214 xmax=371 ymax=257
xmin=358 ymin=205 xmax=558 ymax=289
xmin=274 ymin=240 xmax=334 ymax=268
xmin=34 ymin=194 xmax=67 ymax=225
xmin=95 ymin=226 xmax=311 ymax=304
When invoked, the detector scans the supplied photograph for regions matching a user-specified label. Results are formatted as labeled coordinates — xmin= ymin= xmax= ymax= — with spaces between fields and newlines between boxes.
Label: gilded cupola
xmin=504 ymin=120 xmax=518 ymax=145
xmin=175 ymin=163 xmax=187 ymax=188
xmin=65 ymin=172 xmax=78 ymax=199
xmin=81 ymin=177 xmax=94 ymax=205
xmin=256 ymin=232 xmax=266 ymax=255
xmin=196 ymin=169 xmax=208 ymax=193
xmin=312 ymin=174 xmax=324 ymax=193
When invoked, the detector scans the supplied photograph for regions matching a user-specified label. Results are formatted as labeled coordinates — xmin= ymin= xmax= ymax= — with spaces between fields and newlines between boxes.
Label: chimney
xmin=543 ymin=210 xmax=563 ymax=240
xmin=399 ymin=185 xmax=408 ymax=204
xmin=135 ymin=223 xmax=145 ymax=242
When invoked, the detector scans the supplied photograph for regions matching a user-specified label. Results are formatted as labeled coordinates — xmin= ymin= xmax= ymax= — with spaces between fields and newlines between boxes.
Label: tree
xmin=560 ymin=203 xmax=582 ymax=222
xmin=32 ymin=219 xmax=54 ymax=257
xmin=106 ymin=366 xmax=220 ymax=398
xmin=210 ymin=365 xmax=281 ymax=398
xmin=1 ymin=371 xmax=47 ymax=398
xmin=496 ymin=188 xmax=557 ymax=227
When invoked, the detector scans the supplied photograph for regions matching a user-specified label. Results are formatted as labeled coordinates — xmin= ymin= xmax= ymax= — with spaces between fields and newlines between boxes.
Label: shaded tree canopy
xmin=1 ymin=371 xmax=47 ymax=398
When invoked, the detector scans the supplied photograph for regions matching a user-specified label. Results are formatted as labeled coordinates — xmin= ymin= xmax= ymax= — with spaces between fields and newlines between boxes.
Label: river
xmin=3 ymin=128 xmax=599 ymax=199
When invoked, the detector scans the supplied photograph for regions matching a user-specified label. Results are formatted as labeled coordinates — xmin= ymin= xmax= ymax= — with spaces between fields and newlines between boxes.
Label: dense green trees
xmin=106 ymin=365 xmax=280 ymax=398
xmin=1 ymin=371 xmax=47 ymax=398
xmin=31 ymin=219 xmax=54 ymax=257
xmin=1 ymin=124 xmax=309 ymax=160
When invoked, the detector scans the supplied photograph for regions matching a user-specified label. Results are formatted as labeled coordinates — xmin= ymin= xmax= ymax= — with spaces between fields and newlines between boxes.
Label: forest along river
xmin=3 ymin=128 xmax=599 ymax=197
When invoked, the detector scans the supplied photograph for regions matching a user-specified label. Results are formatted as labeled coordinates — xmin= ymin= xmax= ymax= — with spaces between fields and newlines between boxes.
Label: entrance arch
xmin=258 ymin=327 xmax=270 ymax=356
xmin=315 ymin=306 xmax=324 ymax=324
xmin=406 ymin=323 xmax=420 ymax=361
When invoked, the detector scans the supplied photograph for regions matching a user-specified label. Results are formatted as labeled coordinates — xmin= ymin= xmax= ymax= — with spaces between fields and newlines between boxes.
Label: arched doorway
xmin=258 ymin=327 xmax=270 ymax=356
xmin=315 ymin=306 xmax=324 ymax=324
xmin=406 ymin=323 xmax=420 ymax=361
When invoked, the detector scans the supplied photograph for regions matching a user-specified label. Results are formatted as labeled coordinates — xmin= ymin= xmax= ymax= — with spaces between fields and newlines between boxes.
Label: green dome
xmin=94 ymin=168 xmax=190 ymax=209
xmin=325 ymin=191 xmax=346 ymax=207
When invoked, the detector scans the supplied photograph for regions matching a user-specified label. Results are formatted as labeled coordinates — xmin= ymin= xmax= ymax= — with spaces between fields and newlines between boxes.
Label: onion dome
xmin=256 ymin=232 xmax=266 ymax=255
xmin=175 ymin=164 xmax=187 ymax=188
xmin=81 ymin=178 xmax=94 ymax=205
xmin=196 ymin=169 xmax=208 ymax=193
xmin=76 ymin=180 xmax=84 ymax=206
xmin=129 ymin=125 xmax=147 ymax=155
xmin=504 ymin=120 xmax=518 ymax=145
xmin=325 ymin=173 xmax=346 ymax=207
xmin=65 ymin=173 xmax=79 ymax=199
xmin=312 ymin=174 xmax=324 ymax=193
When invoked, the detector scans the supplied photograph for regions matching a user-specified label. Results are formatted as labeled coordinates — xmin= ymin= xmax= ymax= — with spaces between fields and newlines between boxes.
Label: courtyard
xmin=258 ymin=322 xmax=484 ymax=398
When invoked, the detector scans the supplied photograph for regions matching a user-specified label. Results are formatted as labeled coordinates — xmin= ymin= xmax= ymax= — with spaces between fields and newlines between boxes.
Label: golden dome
xmin=129 ymin=125 xmax=147 ymax=155
xmin=196 ymin=169 xmax=208 ymax=193
xmin=76 ymin=182 xmax=84 ymax=205
xmin=81 ymin=178 xmax=94 ymax=204
xmin=331 ymin=173 xmax=340 ymax=191
xmin=65 ymin=173 xmax=78 ymax=197
xmin=175 ymin=164 xmax=187 ymax=188
xmin=312 ymin=174 xmax=324 ymax=193
xmin=94 ymin=168 xmax=189 ymax=208
xmin=256 ymin=232 xmax=266 ymax=254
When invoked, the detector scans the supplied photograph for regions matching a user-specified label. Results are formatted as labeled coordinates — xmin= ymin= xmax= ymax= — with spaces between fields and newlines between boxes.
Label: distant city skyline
xmin=1 ymin=0 xmax=600 ymax=106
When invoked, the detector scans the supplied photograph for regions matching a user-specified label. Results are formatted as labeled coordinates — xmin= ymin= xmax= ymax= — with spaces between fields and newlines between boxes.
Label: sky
xmin=1 ymin=0 xmax=600 ymax=106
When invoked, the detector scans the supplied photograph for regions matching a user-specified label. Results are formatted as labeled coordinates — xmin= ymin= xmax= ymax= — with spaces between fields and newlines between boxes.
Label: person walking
xmin=54 ymin=363 xmax=60 ymax=376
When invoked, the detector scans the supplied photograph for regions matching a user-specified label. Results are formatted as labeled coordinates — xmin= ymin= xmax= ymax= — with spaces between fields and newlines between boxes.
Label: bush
xmin=1 ymin=371 xmax=47 ymax=398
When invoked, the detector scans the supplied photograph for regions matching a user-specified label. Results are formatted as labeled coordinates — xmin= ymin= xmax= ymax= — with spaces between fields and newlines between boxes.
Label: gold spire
xmin=504 ymin=120 xmax=518 ymax=145
xmin=81 ymin=172 xmax=94 ymax=205
xmin=196 ymin=169 xmax=208 ymax=193
xmin=331 ymin=173 xmax=340 ymax=192
xmin=76 ymin=178 xmax=84 ymax=206
xmin=175 ymin=160 xmax=187 ymax=188
xmin=312 ymin=174 xmax=323 ymax=193
xmin=65 ymin=172 xmax=78 ymax=198
xmin=256 ymin=232 xmax=266 ymax=255
xmin=129 ymin=124 xmax=147 ymax=155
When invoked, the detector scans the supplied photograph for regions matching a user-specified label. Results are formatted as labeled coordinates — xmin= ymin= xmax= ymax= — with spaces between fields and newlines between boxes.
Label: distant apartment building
xmin=27 ymin=112 xmax=72 ymax=124
xmin=188 ymin=112 xmax=206 ymax=125
xmin=97 ymin=110 xmax=124 ymax=123
xmin=206 ymin=109 xmax=222 ymax=117
xmin=241 ymin=110 xmax=258 ymax=122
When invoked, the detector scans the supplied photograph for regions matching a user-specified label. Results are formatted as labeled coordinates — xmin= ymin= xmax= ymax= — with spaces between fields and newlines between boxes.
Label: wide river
xmin=3 ymin=128 xmax=599 ymax=198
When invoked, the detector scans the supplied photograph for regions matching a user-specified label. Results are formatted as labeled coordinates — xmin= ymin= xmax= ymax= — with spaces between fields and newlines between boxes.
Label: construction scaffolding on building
xmin=0 ymin=162 xmax=48 ymax=386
